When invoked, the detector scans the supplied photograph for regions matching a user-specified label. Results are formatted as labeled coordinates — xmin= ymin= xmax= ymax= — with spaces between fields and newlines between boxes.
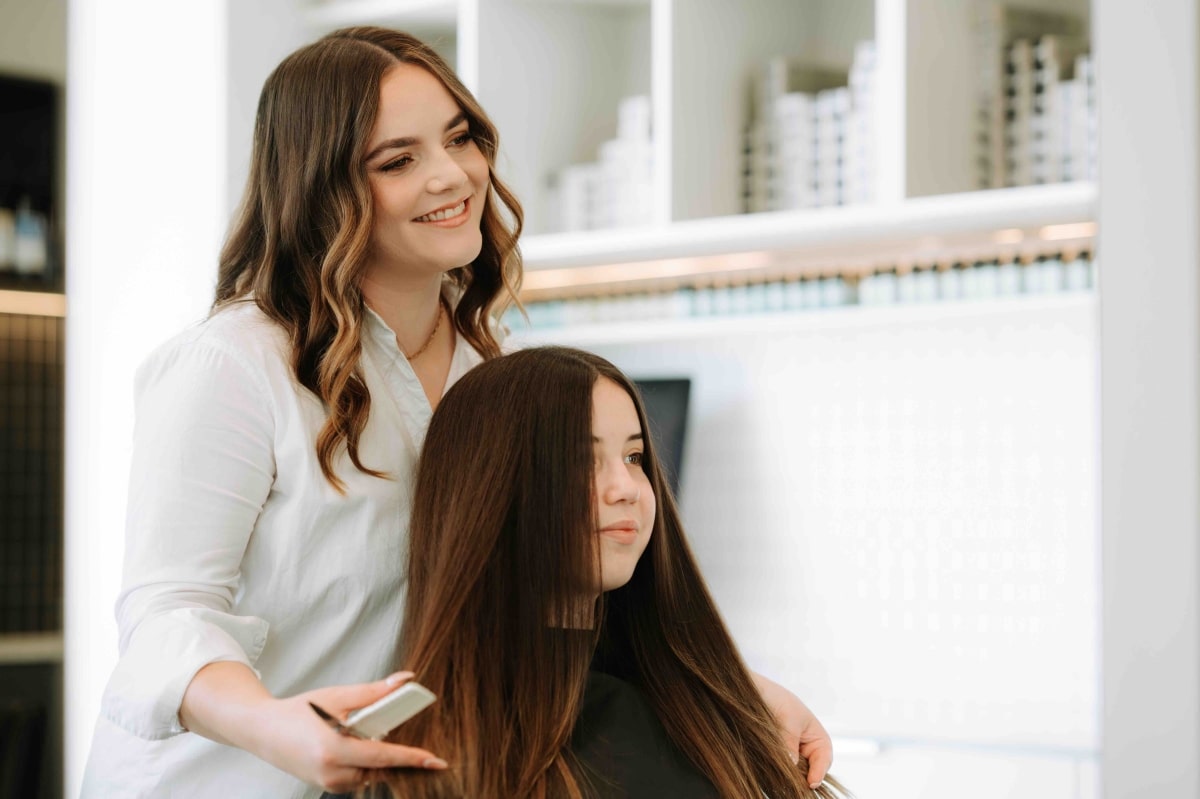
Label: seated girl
xmin=377 ymin=346 xmax=848 ymax=798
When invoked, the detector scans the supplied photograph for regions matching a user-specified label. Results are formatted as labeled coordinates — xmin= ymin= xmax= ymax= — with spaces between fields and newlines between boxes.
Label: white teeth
xmin=416 ymin=200 xmax=466 ymax=223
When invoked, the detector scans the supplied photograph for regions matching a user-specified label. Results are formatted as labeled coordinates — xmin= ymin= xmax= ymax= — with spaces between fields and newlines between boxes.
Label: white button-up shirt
xmin=81 ymin=297 xmax=486 ymax=798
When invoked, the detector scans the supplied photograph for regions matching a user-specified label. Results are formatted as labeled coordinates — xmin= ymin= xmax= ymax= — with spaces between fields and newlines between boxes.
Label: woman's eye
xmin=624 ymin=452 xmax=644 ymax=467
xmin=381 ymin=155 xmax=413 ymax=172
xmin=449 ymin=132 xmax=472 ymax=148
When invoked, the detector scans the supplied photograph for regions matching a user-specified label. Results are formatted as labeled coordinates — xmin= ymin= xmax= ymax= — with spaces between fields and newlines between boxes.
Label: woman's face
xmin=592 ymin=378 xmax=655 ymax=594
xmin=363 ymin=63 xmax=490 ymax=284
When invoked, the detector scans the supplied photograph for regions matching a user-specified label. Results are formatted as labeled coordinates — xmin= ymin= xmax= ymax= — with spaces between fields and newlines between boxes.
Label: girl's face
xmin=591 ymin=378 xmax=655 ymax=594
xmin=363 ymin=63 xmax=490 ymax=284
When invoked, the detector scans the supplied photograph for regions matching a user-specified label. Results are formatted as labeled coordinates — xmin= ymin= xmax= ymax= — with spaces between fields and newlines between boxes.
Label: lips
xmin=413 ymin=196 xmax=469 ymax=223
xmin=599 ymin=522 xmax=640 ymax=544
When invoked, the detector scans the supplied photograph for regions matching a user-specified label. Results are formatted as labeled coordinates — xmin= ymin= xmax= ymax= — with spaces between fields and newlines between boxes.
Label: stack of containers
xmin=844 ymin=40 xmax=877 ymax=205
xmin=552 ymin=95 xmax=653 ymax=232
xmin=974 ymin=2 xmax=1093 ymax=189
xmin=743 ymin=41 xmax=877 ymax=214
xmin=1010 ymin=36 xmax=1095 ymax=186
xmin=1005 ymin=38 xmax=1036 ymax=187
xmin=1055 ymin=53 xmax=1097 ymax=182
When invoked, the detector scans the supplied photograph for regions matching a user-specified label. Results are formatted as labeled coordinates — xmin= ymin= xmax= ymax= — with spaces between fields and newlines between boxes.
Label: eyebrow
xmin=364 ymin=112 xmax=469 ymax=162
xmin=593 ymin=433 xmax=645 ymax=444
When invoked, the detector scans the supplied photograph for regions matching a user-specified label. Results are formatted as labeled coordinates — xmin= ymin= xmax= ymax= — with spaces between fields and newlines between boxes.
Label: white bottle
xmin=960 ymin=261 xmax=980 ymax=300
xmin=975 ymin=259 xmax=1000 ymax=299
xmin=871 ymin=268 xmax=898 ymax=305
xmin=1063 ymin=253 xmax=1089 ymax=291
xmin=783 ymin=276 xmax=805 ymax=310
xmin=1040 ymin=254 xmax=1064 ymax=292
xmin=801 ymin=275 xmax=823 ymax=308
xmin=896 ymin=267 xmax=918 ymax=303
xmin=938 ymin=263 xmax=963 ymax=301
xmin=914 ymin=265 xmax=939 ymax=303
xmin=996 ymin=258 xmax=1021 ymax=296
xmin=820 ymin=275 xmax=848 ymax=307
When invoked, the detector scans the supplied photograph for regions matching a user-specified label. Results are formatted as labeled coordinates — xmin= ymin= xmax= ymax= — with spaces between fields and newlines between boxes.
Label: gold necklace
xmin=403 ymin=297 xmax=445 ymax=361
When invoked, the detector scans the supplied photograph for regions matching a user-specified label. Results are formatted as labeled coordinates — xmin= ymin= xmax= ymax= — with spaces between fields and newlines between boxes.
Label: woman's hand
xmin=750 ymin=671 xmax=832 ymax=788
xmin=182 ymin=663 xmax=446 ymax=793
xmin=252 ymin=673 xmax=447 ymax=792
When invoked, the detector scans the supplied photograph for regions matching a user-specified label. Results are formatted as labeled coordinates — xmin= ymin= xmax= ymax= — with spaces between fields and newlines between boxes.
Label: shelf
xmin=509 ymin=291 xmax=1097 ymax=347
xmin=300 ymin=0 xmax=457 ymax=29
xmin=0 ymin=632 xmax=63 ymax=664
xmin=0 ymin=289 xmax=66 ymax=317
xmin=522 ymin=182 xmax=1096 ymax=270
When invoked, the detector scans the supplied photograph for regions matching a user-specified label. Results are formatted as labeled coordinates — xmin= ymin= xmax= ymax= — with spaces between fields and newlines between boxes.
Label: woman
xmin=381 ymin=346 xmax=847 ymax=799
xmin=80 ymin=27 xmax=830 ymax=798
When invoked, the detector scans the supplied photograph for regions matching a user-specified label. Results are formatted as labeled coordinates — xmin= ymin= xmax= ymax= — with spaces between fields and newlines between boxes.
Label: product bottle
xmin=996 ymin=256 xmax=1021 ymax=296
xmin=1063 ymin=251 xmax=1088 ymax=291
xmin=975 ymin=258 xmax=1000 ymax=299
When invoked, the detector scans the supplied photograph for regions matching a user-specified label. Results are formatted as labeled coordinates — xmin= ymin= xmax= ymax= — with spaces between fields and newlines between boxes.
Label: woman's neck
xmin=360 ymin=273 xmax=445 ymax=354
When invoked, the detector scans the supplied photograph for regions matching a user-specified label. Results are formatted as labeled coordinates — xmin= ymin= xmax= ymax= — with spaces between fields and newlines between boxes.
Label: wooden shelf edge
xmin=0 ymin=632 xmax=64 ymax=664
xmin=0 ymin=289 xmax=66 ymax=317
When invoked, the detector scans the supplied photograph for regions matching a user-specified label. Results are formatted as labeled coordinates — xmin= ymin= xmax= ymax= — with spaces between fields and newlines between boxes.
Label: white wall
xmin=1096 ymin=0 xmax=1200 ymax=796
xmin=64 ymin=1 xmax=228 ymax=795
xmin=225 ymin=0 xmax=308 ymax=214
xmin=557 ymin=295 xmax=1100 ymax=799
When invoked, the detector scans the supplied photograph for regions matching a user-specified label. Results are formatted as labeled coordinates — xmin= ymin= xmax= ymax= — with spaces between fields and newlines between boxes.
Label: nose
xmin=425 ymin=147 xmax=469 ymax=195
xmin=599 ymin=462 xmax=641 ymax=505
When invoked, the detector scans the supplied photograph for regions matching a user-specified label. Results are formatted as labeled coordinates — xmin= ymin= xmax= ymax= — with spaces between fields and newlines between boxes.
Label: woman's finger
xmin=801 ymin=740 xmax=832 ymax=788
xmin=339 ymin=738 xmax=448 ymax=771
xmin=320 ymin=671 xmax=416 ymax=716
xmin=318 ymin=764 xmax=372 ymax=794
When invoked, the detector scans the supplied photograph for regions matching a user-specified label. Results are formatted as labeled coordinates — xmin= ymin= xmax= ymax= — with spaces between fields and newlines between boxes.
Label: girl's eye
xmin=449 ymin=132 xmax=473 ymax=148
xmin=381 ymin=155 xmax=413 ymax=172
xmin=624 ymin=452 xmax=644 ymax=467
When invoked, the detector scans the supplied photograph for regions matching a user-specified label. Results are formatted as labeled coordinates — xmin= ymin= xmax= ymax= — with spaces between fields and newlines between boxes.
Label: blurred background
xmin=0 ymin=0 xmax=1195 ymax=797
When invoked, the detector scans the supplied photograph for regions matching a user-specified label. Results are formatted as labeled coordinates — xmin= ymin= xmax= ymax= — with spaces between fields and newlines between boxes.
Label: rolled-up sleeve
xmin=100 ymin=334 xmax=277 ymax=740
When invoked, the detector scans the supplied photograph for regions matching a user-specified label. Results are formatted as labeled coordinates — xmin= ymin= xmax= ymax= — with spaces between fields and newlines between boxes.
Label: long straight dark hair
xmin=381 ymin=347 xmax=847 ymax=798
xmin=214 ymin=26 xmax=523 ymax=492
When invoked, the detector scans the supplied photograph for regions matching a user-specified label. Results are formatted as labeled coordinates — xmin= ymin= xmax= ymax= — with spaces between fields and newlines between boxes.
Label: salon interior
xmin=0 ymin=0 xmax=1195 ymax=797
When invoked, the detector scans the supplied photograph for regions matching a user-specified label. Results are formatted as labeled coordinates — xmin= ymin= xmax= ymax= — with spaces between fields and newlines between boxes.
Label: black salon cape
xmin=570 ymin=669 xmax=719 ymax=799
xmin=335 ymin=671 xmax=719 ymax=798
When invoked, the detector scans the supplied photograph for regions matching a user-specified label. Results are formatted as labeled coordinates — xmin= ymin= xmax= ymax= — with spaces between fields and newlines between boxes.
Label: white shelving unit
xmin=236 ymin=0 xmax=1093 ymax=243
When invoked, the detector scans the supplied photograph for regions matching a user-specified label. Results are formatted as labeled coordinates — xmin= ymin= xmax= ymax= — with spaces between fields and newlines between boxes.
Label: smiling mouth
xmin=414 ymin=198 xmax=469 ymax=223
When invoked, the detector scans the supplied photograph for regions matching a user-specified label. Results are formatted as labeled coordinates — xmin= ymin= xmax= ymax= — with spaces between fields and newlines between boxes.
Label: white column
xmin=1096 ymin=0 xmax=1200 ymax=796
xmin=64 ymin=2 xmax=228 ymax=795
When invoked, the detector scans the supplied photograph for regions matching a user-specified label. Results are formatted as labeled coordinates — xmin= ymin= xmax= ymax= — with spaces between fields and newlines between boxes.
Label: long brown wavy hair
xmin=379 ymin=347 xmax=848 ymax=798
xmin=214 ymin=27 xmax=523 ymax=492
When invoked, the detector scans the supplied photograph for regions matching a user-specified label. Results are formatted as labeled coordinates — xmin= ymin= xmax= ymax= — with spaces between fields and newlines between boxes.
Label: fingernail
xmin=422 ymin=757 xmax=449 ymax=770
xmin=386 ymin=671 xmax=415 ymax=687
